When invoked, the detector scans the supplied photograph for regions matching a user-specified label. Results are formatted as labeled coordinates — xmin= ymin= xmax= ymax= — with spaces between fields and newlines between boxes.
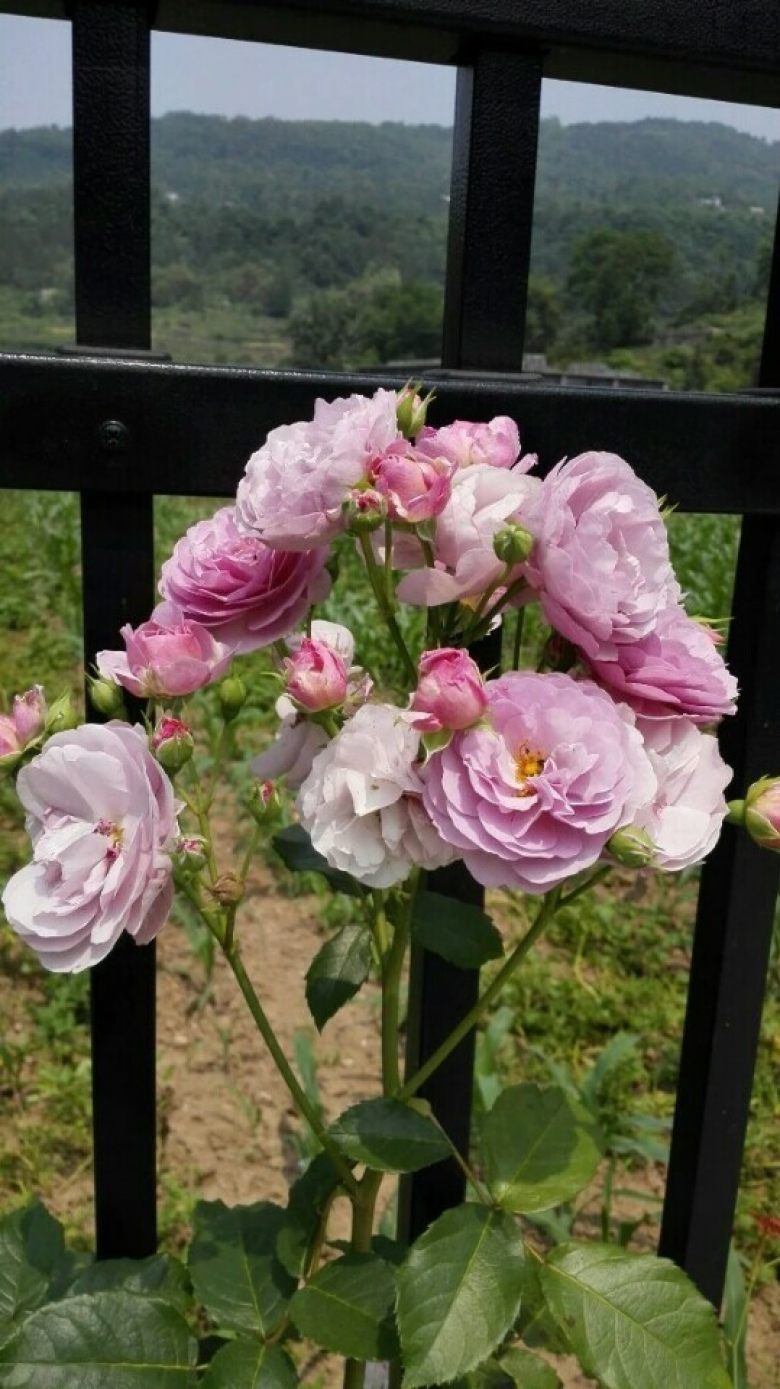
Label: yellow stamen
xmin=514 ymin=747 xmax=544 ymax=794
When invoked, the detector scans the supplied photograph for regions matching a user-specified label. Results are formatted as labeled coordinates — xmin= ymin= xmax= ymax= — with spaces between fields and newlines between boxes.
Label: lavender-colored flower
xmin=588 ymin=606 xmax=738 ymax=723
xmin=421 ymin=671 xmax=656 ymax=893
xmin=634 ymin=718 xmax=731 ymax=871
xmin=236 ymin=389 xmax=401 ymax=549
xmin=97 ymin=602 xmax=233 ymax=699
xmin=396 ymin=464 xmax=540 ymax=607
xmin=298 ymin=703 xmax=456 ymax=888
xmin=416 ymin=417 xmax=530 ymax=472
xmin=0 ymin=686 xmax=47 ymax=765
xmin=159 ymin=505 xmax=329 ymax=654
xmin=1 ymin=723 xmax=178 ymax=972
xmin=526 ymin=451 xmax=680 ymax=658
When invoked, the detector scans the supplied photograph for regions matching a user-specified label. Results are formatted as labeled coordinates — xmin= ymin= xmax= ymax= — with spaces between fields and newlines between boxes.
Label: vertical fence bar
xmin=400 ymin=47 xmax=543 ymax=1244
xmin=659 ymin=194 xmax=780 ymax=1305
xmin=72 ymin=0 xmax=158 ymax=1259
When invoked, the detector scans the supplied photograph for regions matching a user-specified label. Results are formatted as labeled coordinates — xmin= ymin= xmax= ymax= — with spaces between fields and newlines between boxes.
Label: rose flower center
xmin=514 ymin=746 xmax=545 ymax=794
xmin=94 ymin=818 xmax=125 ymax=861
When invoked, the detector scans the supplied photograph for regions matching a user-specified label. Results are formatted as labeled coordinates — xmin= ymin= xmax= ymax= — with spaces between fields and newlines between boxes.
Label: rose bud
xmin=88 ymin=674 xmax=127 ymax=719
xmin=219 ymin=675 xmax=248 ymax=721
xmin=12 ymin=687 xmax=46 ymax=744
xmin=607 ymin=825 xmax=655 ymax=869
xmin=411 ymin=648 xmax=488 ymax=732
xmin=396 ymin=385 xmax=433 ymax=440
xmin=737 ymin=777 xmax=780 ymax=852
xmin=370 ymin=443 xmax=453 ymax=525
xmin=43 ymin=692 xmax=78 ymax=735
xmin=284 ymin=637 xmax=349 ymax=713
xmin=493 ymin=522 xmax=534 ymax=567
xmin=152 ymin=716 xmax=194 ymax=773
xmin=0 ymin=717 xmax=22 ymax=771
xmin=342 ymin=488 xmax=387 ymax=535
xmin=248 ymin=779 xmax=279 ymax=823
xmin=172 ymin=835 xmax=208 ymax=878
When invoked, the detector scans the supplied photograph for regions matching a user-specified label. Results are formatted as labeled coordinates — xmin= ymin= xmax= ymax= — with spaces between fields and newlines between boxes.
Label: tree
xmin=566 ymin=228 xmax=675 ymax=350
xmin=525 ymin=278 xmax=562 ymax=353
xmin=288 ymin=271 xmax=443 ymax=370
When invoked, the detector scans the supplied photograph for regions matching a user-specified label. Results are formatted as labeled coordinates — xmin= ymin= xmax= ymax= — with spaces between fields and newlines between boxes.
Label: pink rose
xmin=526 ymin=451 xmax=680 ymax=659
xmin=421 ymin=671 xmax=656 ymax=893
xmin=634 ymin=718 xmax=731 ymax=870
xmin=369 ymin=442 xmax=453 ymax=523
xmin=284 ymin=637 xmax=349 ymax=712
xmin=298 ymin=703 xmax=455 ymax=888
xmin=396 ymin=464 xmax=540 ymax=607
xmin=744 ymin=777 xmax=780 ymax=851
xmin=251 ymin=695 xmax=329 ymax=791
xmin=411 ymin=648 xmax=487 ymax=732
xmin=588 ymin=606 xmax=738 ymax=723
xmin=159 ymin=506 xmax=329 ymax=654
xmin=0 ymin=687 xmax=47 ymax=764
xmin=1 ymin=722 xmax=178 ymax=972
xmin=237 ymin=389 xmax=401 ymax=549
xmin=97 ymin=602 xmax=232 ymax=698
xmin=417 ymin=417 xmax=530 ymax=472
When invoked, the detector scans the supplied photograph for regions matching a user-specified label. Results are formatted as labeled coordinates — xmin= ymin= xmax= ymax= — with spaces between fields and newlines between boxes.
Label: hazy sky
xmin=1 ymin=13 xmax=778 ymax=140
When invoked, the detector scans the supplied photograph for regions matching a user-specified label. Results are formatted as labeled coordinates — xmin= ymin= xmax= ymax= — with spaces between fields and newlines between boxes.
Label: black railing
xmin=0 ymin=0 xmax=778 ymax=1310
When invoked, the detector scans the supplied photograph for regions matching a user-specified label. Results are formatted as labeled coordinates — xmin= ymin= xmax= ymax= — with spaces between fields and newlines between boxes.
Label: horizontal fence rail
xmin=0 ymin=353 xmax=779 ymax=513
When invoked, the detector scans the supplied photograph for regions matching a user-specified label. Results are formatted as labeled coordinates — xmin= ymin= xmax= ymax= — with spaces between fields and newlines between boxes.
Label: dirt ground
xmin=4 ymin=855 xmax=779 ymax=1385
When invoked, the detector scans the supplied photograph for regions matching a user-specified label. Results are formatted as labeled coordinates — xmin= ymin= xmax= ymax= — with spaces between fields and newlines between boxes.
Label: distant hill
xmin=1 ymin=113 xmax=777 ymax=210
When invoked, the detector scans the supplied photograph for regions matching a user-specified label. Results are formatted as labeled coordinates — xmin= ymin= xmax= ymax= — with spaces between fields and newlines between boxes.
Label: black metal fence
xmin=1 ymin=0 xmax=779 ymax=1312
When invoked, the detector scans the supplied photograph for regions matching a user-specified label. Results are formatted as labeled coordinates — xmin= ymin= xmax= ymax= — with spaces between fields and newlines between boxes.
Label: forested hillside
xmin=0 ymin=113 xmax=776 ymax=384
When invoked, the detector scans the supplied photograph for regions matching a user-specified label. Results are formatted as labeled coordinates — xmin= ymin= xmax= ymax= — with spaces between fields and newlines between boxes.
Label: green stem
xmin=469 ymin=574 xmax=528 ymax=642
xmin=559 ymin=864 xmax=611 ymax=909
xmin=384 ymin=519 xmax=394 ymax=604
xmin=460 ymin=565 xmax=512 ymax=643
xmin=431 ymin=1115 xmax=492 ymax=1205
xmin=205 ymin=722 xmax=232 ymax=809
xmin=399 ymin=890 xmax=561 ymax=1100
xmin=512 ymin=609 xmax=524 ymax=670
xmin=221 ymin=942 xmax=358 ymax=1195
xmin=358 ymin=533 xmax=417 ymax=684
xmin=344 ymin=1169 xmax=385 ymax=1389
xmin=380 ymin=877 xmax=417 ymax=1095
xmin=238 ymin=823 xmax=262 ymax=887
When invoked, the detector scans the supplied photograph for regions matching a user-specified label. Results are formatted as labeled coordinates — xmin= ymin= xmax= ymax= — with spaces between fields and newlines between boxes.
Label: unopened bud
xmin=219 ymin=675 xmax=248 ymax=721
xmin=342 ymin=488 xmax=387 ymax=535
xmin=12 ymin=686 xmax=46 ymax=744
xmin=152 ymin=716 xmax=194 ymax=773
xmin=44 ymin=692 xmax=78 ymax=735
xmin=607 ymin=825 xmax=655 ymax=869
xmin=209 ymin=872 xmax=243 ymax=906
xmin=249 ymin=780 xmax=278 ymax=823
xmin=172 ymin=835 xmax=208 ymax=878
xmin=741 ymin=777 xmax=780 ymax=852
xmin=88 ymin=675 xmax=127 ymax=719
xmin=396 ymin=385 xmax=433 ymax=440
xmin=493 ymin=523 xmax=534 ymax=566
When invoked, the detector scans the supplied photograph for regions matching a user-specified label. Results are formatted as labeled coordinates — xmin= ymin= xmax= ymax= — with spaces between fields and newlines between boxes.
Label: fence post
xmin=72 ymin=0 xmax=158 ymax=1259
xmin=399 ymin=46 xmax=543 ymax=1244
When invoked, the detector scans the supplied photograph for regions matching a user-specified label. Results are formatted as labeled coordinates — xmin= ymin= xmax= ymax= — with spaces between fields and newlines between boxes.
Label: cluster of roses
xmin=2 ymin=386 xmax=777 ymax=972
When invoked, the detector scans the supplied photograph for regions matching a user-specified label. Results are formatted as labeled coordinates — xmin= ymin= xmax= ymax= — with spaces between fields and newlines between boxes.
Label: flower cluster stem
xmin=358 ymin=533 xmax=417 ymax=684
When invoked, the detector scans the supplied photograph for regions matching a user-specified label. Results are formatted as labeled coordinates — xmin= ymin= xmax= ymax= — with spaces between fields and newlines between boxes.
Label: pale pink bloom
xmin=369 ymin=442 xmax=453 ymax=523
xmin=588 ymin=605 xmax=738 ymax=723
xmin=744 ymin=777 xmax=780 ymax=851
xmin=251 ymin=695 xmax=329 ymax=791
xmin=417 ymin=417 xmax=530 ymax=472
xmin=411 ymin=648 xmax=487 ymax=732
xmin=284 ymin=638 xmax=349 ymax=712
xmin=396 ymin=464 xmax=540 ymax=607
xmin=1 ymin=722 xmax=178 ymax=972
xmin=634 ymin=719 xmax=731 ymax=871
xmin=159 ymin=505 xmax=329 ymax=654
xmin=421 ymin=672 xmax=656 ymax=894
xmin=97 ymin=602 xmax=232 ymax=699
xmin=298 ymin=703 xmax=455 ymax=888
xmin=526 ymin=451 xmax=680 ymax=659
xmin=12 ymin=687 xmax=47 ymax=744
xmin=236 ymin=389 xmax=401 ymax=549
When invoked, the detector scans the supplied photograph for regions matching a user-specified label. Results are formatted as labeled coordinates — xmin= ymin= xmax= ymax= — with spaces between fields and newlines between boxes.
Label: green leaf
xmin=189 ymin=1201 xmax=296 ymax=1338
xmin=289 ymin=1252 xmax=398 ymax=1360
xmin=276 ymin=1153 xmax=344 ymax=1278
xmin=0 ymin=1290 xmax=197 ymax=1386
xmin=0 ymin=1202 xmax=65 ymax=1322
xmin=540 ymin=1242 xmax=732 ymax=1389
xmin=515 ymin=1258 xmax=569 ymax=1355
xmin=396 ymin=1204 xmax=525 ymax=1387
xmin=499 ymin=1347 xmax=561 ymax=1389
xmin=273 ymin=824 xmax=363 ymax=895
xmin=67 ymin=1256 xmax=191 ymax=1314
xmin=201 ymin=1340 xmax=297 ymax=1389
xmin=481 ymin=1084 xmax=602 ymax=1213
xmin=411 ymin=891 xmax=504 ymax=970
xmin=305 ymin=924 xmax=372 ymax=1031
xmin=330 ymin=1098 xmax=450 ymax=1173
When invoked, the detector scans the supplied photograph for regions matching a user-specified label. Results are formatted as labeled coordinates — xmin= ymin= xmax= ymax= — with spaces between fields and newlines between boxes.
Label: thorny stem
xmin=358 ymin=532 xmax=418 ymax=684
xmin=399 ymin=889 xmax=562 ymax=1101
